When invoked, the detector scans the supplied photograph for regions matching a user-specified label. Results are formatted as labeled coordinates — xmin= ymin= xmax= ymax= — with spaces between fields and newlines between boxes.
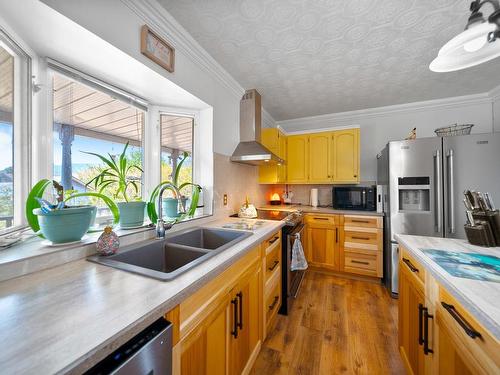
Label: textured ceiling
xmin=159 ymin=0 xmax=500 ymax=121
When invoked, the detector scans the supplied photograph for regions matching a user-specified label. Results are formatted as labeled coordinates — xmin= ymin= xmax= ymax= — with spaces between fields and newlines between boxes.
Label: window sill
xmin=0 ymin=213 xmax=212 ymax=282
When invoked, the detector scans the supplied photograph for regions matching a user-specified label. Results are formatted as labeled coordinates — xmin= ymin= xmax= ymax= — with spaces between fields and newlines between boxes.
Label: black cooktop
xmin=230 ymin=209 xmax=290 ymax=221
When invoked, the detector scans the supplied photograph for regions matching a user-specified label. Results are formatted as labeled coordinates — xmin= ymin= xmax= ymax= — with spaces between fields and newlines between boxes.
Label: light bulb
xmin=464 ymin=36 xmax=487 ymax=52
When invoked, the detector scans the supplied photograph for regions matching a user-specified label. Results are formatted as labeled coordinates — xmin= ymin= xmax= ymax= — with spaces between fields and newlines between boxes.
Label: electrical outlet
xmin=223 ymin=194 xmax=228 ymax=206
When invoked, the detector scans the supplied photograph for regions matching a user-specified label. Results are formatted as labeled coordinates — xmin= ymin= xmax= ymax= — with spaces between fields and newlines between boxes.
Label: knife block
xmin=471 ymin=210 xmax=500 ymax=246
xmin=464 ymin=222 xmax=496 ymax=247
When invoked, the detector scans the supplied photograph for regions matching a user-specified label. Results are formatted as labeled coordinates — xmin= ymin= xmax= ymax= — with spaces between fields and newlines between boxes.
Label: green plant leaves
xmin=64 ymin=192 xmax=120 ymax=225
xmin=25 ymin=179 xmax=52 ymax=236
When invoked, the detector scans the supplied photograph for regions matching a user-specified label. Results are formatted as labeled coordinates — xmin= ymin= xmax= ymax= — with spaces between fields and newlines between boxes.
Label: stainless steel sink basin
xmin=87 ymin=227 xmax=252 ymax=281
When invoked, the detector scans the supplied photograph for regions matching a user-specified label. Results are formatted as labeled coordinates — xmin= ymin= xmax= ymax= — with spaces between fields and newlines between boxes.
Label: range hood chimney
xmin=230 ymin=89 xmax=284 ymax=166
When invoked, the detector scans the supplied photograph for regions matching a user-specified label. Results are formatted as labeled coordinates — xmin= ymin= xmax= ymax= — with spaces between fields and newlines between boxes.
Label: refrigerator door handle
xmin=434 ymin=150 xmax=442 ymax=234
xmin=447 ymin=149 xmax=455 ymax=234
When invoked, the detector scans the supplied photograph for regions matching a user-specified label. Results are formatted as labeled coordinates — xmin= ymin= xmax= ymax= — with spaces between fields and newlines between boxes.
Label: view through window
xmin=160 ymin=114 xmax=194 ymax=200
xmin=0 ymin=44 xmax=14 ymax=229
xmin=52 ymin=73 xmax=144 ymax=226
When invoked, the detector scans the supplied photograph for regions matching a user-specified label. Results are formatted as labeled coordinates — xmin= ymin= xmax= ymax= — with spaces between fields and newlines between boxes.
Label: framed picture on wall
xmin=140 ymin=25 xmax=175 ymax=73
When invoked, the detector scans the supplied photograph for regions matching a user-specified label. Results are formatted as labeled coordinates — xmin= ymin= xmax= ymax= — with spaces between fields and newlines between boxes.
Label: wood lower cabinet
xmin=229 ymin=264 xmax=261 ymax=375
xmin=398 ymin=255 xmax=426 ymax=375
xmin=305 ymin=214 xmax=340 ymax=271
xmin=180 ymin=297 xmax=229 ymax=374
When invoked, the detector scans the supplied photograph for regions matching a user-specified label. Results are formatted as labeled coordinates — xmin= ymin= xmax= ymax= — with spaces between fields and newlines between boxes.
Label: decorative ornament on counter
xmin=238 ymin=196 xmax=258 ymax=218
xmin=96 ymin=226 xmax=120 ymax=256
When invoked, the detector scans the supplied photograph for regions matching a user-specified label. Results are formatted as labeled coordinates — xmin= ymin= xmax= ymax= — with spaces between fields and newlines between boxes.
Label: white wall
xmin=491 ymin=86 xmax=500 ymax=133
xmin=278 ymin=94 xmax=495 ymax=182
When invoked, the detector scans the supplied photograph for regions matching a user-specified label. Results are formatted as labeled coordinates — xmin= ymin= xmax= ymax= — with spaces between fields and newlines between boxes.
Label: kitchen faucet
xmin=156 ymin=183 xmax=186 ymax=239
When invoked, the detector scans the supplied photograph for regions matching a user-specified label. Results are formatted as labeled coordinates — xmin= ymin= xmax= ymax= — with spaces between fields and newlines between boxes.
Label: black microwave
xmin=332 ymin=186 xmax=376 ymax=211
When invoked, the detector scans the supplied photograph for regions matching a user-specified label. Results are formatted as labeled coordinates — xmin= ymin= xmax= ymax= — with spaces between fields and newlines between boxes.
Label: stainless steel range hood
xmin=230 ymin=89 xmax=284 ymax=166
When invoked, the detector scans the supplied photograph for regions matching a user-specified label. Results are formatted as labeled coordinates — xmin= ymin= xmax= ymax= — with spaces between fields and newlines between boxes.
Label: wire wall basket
xmin=434 ymin=123 xmax=474 ymax=137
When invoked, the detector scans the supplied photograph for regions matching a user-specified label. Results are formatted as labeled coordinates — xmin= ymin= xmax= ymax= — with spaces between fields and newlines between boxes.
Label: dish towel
xmin=291 ymin=233 xmax=308 ymax=271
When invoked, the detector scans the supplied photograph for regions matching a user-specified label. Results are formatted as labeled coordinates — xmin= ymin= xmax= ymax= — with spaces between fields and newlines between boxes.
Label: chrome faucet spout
xmin=156 ymin=183 xmax=186 ymax=239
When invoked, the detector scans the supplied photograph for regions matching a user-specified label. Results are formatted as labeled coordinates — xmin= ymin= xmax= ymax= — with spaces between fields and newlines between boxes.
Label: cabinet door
xmin=309 ymin=132 xmax=332 ymax=183
xmin=287 ymin=135 xmax=309 ymax=183
xmin=398 ymin=262 xmax=425 ymax=375
xmin=180 ymin=297 xmax=229 ymax=375
xmin=229 ymin=264 xmax=261 ymax=375
xmin=437 ymin=316 xmax=474 ymax=375
xmin=278 ymin=133 xmax=287 ymax=183
xmin=306 ymin=225 xmax=339 ymax=270
xmin=331 ymin=129 xmax=359 ymax=183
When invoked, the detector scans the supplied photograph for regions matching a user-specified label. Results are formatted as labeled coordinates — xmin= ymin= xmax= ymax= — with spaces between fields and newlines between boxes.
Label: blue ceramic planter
xmin=117 ymin=201 xmax=146 ymax=228
xmin=34 ymin=206 xmax=96 ymax=244
xmin=162 ymin=198 xmax=181 ymax=218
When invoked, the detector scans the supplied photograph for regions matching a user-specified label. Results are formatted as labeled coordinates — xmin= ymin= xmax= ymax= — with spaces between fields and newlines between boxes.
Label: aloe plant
xmin=83 ymin=142 xmax=143 ymax=202
xmin=26 ymin=179 xmax=119 ymax=236
xmin=147 ymin=152 xmax=202 ymax=224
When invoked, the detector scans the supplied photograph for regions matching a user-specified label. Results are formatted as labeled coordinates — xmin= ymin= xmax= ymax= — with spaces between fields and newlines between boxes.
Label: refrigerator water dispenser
xmin=398 ymin=177 xmax=430 ymax=212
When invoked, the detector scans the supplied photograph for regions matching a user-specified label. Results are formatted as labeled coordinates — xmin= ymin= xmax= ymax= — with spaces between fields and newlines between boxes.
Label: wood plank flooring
xmin=251 ymin=271 xmax=405 ymax=375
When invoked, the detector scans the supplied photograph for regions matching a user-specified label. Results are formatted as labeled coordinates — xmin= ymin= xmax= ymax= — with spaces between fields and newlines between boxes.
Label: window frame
xmin=0 ymin=28 xmax=31 ymax=235
xmin=47 ymin=65 xmax=148 ymax=204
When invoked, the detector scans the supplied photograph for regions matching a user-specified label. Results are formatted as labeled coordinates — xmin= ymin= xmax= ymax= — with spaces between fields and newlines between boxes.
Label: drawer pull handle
xmin=269 ymin=236 xmax=280 ymax=244
xmin=352 ymin=236 xmax=370 ymax=241
xmin=352 ymin=219 xmax=369 ymax=223
xmin=268 ymin=260 xmax=279 ymax=271
xmin=441 ymin=302 xmax=481 ymax=339
xmin=335 ymin=227 xmax=338 ymax=243
xmin=268 ymin=296 xmax=279 ymax=311
xmin=351 ymin=260 xmax=370 ymax=265
xmin=313 ymin=217 xmax=329 ymax=221
xmin=402 ymin=258 xmax=419 ymax=273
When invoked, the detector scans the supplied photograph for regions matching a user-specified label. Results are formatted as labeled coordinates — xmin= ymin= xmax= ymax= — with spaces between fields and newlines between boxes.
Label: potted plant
xmin=147 ymin=151 xmax=202 ymax=224
xmin=26 ymin=179 xmax=119 ymax=244
xmin=83 ymin=142 xmax=145 ymax=229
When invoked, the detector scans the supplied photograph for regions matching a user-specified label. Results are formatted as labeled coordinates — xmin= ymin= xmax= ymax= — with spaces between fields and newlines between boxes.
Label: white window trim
xmin=0 ymin=28 xmax=31 ymax=235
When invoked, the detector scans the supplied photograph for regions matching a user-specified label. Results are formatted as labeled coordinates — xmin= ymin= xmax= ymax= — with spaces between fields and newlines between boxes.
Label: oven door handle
xmin=289 ymin=223 xmax=305 ymax=238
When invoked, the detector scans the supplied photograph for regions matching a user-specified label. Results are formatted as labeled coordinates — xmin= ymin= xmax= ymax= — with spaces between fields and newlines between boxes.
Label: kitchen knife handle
xmin=434 ymin=150 xmax=442 ymax=234
xmin=447 ymin=149 xmax=455 ymax=234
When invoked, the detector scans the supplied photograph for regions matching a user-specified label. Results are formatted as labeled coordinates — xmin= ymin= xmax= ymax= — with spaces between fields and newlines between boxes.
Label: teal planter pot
xmin=117 ymin=201 xmax=146 ymax=228
xmin=34 ymin=206 xmax=96 ymax=244
xmin=162 ymin=198 xmax=187 ymax=218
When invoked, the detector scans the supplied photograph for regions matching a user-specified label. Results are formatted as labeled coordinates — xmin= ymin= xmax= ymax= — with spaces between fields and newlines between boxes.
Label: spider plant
xmin=83 ymin=141 xmax=143 ymax=202
xmin=147 ymin=151 xmax=202 ymax=224
xmin=26 ymin=179 xmax=119 ymax=238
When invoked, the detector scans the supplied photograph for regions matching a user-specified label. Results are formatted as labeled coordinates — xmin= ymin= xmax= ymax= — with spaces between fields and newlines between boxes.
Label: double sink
xmin=88 ymin=227 xmax=252 ymax=281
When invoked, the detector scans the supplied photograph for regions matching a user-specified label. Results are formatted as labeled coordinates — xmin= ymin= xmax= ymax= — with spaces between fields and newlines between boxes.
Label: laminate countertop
xmin=395 ymin=234 xmax=500 ymax=340
xmin=258 ymin=204 xmax=384 ymax=216
xmin=0 ymin=218 xmax=284 ymax=375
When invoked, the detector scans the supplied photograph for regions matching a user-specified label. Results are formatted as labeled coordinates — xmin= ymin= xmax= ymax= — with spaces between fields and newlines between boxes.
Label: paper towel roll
xmin=310 ymin=188 xmax=318 ymax=208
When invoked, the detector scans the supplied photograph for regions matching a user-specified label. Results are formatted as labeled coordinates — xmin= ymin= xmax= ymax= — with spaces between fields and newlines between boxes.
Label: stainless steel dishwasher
xmin=85 ymin=317 xmax=172 ymax=375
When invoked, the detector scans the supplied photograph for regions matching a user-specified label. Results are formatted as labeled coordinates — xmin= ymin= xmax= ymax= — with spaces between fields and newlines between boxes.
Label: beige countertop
xmin=258 ymin=204 xmax=384 ymax=216
xmin=395 ymin=234 xmax=500 ymax=340
xmin=0 ymin=218 xmax=284 ymax=375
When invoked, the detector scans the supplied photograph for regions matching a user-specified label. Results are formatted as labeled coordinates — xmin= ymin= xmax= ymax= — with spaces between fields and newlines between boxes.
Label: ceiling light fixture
xmin=430 ymin=0 xmax=500 ymax=72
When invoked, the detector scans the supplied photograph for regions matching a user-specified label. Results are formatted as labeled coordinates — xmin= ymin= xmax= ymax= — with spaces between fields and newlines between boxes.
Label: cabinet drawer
xmin=344 ymin=228 xmax=381 ymax=250
xmin=263 ymin=231 xmax=281 ymax=253
xmin=344 ymin=215 xmax=381 ymax=229
xmin=265 ymin=240 xmax=281 ymax=284
xmin=400 ymin=247 xmax=425 ymax=286
xmin=437 ymin=287 xmax=500 ymax=374
xmin=305 ymin=214 xmax=338 ymax=227
xmin=265 ymin=278 xmax=281 ymax=333
xmin=343 ymin=250 xmax=381 ymax=277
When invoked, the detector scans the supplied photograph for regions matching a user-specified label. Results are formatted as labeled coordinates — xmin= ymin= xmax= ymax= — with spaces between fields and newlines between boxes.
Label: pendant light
xmin=430 ymin=0 xmax=500 ymax=72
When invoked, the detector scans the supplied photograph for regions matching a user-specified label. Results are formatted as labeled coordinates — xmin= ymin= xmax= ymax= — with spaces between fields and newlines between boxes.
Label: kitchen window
xmin=160 ymin=114 xmax=194 ymax=196
xmin=0 ymin=30 xmax=31 ymax=233
xmin=51 ymin=70 xmax=145 ymax=226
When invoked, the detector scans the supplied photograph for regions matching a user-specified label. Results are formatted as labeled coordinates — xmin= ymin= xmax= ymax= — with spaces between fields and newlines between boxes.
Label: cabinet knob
xmin=354 ymin=174 xmax=357 ymax=178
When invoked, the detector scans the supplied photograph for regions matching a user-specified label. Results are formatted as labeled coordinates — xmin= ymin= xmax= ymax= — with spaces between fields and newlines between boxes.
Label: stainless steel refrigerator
xmin=377 ymin=132 xmax=500 ymax=296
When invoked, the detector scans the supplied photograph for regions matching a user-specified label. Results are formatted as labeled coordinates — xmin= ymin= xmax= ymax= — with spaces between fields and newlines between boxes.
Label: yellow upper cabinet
xmin=309 ymin=132 xmax=332 ymax=183
xmin=259 ymin=128 xmax=287 ymax=184
xmin=331 ymin=128 xmax=360 ymax=183
xmin=287 ymin=134 xmax=309 ymax=183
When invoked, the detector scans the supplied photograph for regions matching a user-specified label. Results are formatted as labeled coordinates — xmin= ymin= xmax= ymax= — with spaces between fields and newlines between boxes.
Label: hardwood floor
xmin=251 ymin=271 xmax=405 ymax=375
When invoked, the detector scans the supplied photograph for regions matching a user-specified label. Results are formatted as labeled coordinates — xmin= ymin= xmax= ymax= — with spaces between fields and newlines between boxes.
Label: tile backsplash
xmin=213 ymin=153 xmax=267 ymax=217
